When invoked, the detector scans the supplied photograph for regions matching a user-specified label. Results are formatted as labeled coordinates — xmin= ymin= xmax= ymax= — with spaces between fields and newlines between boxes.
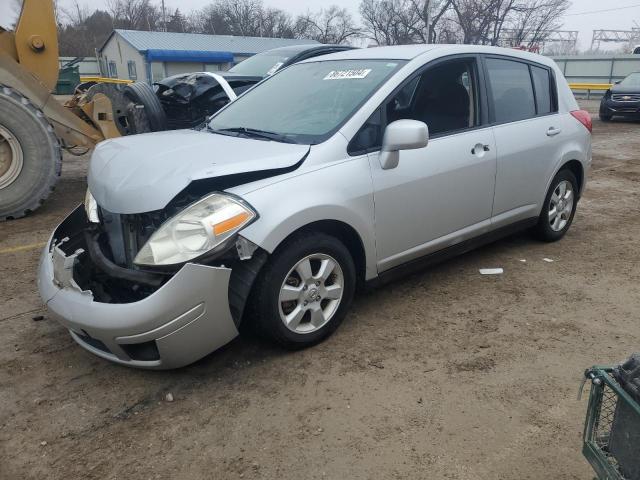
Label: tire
xmin=247 ymin=231 xmax=356 ymax=349
xmin=532 ymin=169 xmax=579 ymax=242
xmin=599 ymin=113 xmax=612 ymax=122
xmin=0 ymin=86 xmax=61 ymax=221
xmin=123 ymin=82 xmax=167 ymax=132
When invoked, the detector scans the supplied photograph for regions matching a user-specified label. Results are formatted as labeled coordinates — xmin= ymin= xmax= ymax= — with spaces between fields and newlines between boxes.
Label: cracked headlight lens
xmin=134 ymin=193 xmax=257 ymax=266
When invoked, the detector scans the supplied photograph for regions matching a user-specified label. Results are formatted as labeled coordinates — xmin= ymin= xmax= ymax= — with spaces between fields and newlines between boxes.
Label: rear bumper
xmin=37 ymin=207 xmax=239 ymax=369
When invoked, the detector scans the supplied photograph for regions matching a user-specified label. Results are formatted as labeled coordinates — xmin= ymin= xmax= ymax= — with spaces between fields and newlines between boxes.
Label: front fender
xmin=239 ymin=156 xmax=378 ymax=280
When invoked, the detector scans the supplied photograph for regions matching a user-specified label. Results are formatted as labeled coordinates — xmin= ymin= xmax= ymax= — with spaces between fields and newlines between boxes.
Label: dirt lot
xmin=1 ymin=100 xmax=639 ymax=479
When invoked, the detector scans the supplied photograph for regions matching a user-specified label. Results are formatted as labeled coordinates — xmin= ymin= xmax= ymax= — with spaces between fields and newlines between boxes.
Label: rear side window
xmin=486 ymin=58 xmax=536 ymax=123
xmin=530 ymin=65 xmax=554 ymax=115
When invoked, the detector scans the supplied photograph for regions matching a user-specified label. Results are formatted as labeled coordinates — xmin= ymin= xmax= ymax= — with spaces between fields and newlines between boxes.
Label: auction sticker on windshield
xmin=324 ymin=69 xmax=372 ymax=80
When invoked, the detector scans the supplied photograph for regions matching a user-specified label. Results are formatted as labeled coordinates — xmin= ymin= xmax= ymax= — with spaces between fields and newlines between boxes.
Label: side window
xmin=486 ymin=58 xmax=536 ymax=123
xmin=348 ymin=108 xmax=383 ymax=155
xmin=391 ymin=76 xmax=419 ymax=111
xmin=127 ymin=61 xmax=137 ymax=81
xmin=108 ymin=61 xmax=118 ymax=79
xmin=348 ymin=58 xmax=479 ymax=155
xmin=530 ymin=65 xmax=554 ymax=115
xmin=386 ymin=58 xmax=479 ymax=136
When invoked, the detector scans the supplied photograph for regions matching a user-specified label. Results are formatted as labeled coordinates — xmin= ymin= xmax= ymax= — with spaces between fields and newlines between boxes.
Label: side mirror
xmin=615 ymin=80 xmax=622 ymax=84
xmin=379 ymin=120 xmax=429 ymax=170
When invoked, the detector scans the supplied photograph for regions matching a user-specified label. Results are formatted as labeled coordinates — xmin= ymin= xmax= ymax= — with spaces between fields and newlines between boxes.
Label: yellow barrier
xmin=568 ymin=83 xmax=612 ymax=100
xmin=568 ymin=83 xmax=612 ymax=91
xmin=80 ymin=76 xmax=134 ymax=85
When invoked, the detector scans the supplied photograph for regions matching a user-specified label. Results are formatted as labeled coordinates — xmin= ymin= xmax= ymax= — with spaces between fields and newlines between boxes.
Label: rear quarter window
xmin=486 ymin=58 xmax=536 ymax=124
xmin=530 ymin=65 xmax=555 ymax=115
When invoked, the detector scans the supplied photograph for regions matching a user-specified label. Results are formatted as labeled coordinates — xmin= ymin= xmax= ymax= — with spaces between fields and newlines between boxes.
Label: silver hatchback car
xmin=38 ymin=45 xmax=591 ymax=369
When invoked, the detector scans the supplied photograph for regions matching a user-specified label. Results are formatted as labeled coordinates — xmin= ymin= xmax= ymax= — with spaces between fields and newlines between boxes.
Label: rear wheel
xmin=0 ymin=86 xmax=61 ymax=221
xmin=532 ymin=169 xmax=578 ymax=242
xmin=248 ymin=232 xmax=356 ymax=349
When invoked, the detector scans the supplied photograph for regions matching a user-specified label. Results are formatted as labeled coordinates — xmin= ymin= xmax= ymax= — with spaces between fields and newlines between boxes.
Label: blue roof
xmin=146 ymin=49 xmax=234 ymax=63
xmin=107 ymin=29 xmax=318 ymax=56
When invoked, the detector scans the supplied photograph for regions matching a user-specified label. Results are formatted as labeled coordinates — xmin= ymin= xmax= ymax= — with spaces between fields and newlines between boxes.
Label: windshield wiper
xmin=213 ymin=127 xmax=296 ymax=144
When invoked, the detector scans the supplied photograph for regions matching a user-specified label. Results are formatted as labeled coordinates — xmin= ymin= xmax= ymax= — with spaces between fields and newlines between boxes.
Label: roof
xmin=102 ymin=29 xmax=318 ymax=56
xmin=301 ymin=44 xmax=556 ymax=66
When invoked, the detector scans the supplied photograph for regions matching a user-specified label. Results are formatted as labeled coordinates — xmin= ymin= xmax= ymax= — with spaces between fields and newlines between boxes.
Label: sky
xmin=2 ymin=0 xmax=640 ymax=51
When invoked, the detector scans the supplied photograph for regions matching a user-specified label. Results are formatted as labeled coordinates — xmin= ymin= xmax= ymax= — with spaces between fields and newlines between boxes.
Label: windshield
xmin=228 ymin=51 xmax=294 ymax=77
xmin=210 ymin=59 xmax=405 ymax=144
xmin=0 ymin=0 xmax=22 ymax=30
xmin=620 ymin=72 xmax=640 ymax=87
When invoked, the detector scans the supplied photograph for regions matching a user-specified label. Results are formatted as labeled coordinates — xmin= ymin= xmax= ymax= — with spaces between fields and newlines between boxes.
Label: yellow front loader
xmin=0 ymin=0 xmax=164 ymax=220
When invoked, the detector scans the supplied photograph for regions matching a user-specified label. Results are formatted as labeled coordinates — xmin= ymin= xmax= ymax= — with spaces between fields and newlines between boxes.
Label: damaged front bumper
xmin=37 ymin=206 xmax=240 ymax=369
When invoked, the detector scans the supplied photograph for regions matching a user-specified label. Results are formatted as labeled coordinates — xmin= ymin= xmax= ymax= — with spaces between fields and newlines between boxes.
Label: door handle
xmin=471 ymin=144 xmax=491 ymax=155
xmin=546 ymin=127 xmax=562 ymax=137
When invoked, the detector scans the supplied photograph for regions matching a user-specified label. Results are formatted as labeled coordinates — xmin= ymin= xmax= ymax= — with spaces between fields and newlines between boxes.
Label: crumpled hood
xmin=88 ymin=129 xmax=309 ymax=214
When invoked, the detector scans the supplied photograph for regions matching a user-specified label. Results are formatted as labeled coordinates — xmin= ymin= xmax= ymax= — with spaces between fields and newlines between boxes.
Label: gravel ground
xmin=1 ymin=100 xmax=639 ymax=479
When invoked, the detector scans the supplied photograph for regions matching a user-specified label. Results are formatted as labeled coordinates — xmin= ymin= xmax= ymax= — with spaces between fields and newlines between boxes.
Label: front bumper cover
xmin=37 ymin=206 xmax=239 ymax=369
xmin=601 ymin=99 xmax=640 ymax=116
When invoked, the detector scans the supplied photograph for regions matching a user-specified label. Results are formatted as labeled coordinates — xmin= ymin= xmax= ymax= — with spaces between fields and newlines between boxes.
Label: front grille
xmin=612 ymin=93 xmax=640 ymax=102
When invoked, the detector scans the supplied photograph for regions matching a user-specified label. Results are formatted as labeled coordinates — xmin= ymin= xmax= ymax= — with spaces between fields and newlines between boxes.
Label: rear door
xmin=484 ymin=56 xmax=564 ymax=226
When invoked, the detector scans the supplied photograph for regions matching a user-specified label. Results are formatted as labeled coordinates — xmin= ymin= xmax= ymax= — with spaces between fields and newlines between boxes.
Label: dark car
xmin=600 ymin=72 xmax=640 ymax=121
xmin=225 ymin=44 xmax=356 ymax=78
xmin=154 ymin=72 xmax=260 ymax=130
xmin=155 ymin=44 xmax=356 ymax=129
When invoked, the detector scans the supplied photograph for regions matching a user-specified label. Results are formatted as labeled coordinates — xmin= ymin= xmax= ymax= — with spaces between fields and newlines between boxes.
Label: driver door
xmin=365 ymin=56 xmax=497 ymax=272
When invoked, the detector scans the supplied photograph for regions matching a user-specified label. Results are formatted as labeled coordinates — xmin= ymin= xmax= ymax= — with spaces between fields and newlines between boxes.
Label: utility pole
xmin=161 ymin=0 xmax=167 ymax=32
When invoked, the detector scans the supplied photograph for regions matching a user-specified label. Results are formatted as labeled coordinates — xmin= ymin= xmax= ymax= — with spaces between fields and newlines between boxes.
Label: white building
xmin=98 ymin=29 xmax=317 ymax=83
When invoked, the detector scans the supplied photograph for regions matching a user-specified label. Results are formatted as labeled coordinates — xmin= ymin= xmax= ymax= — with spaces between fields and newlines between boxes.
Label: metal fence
xmin=58 ymin=57 xmax=100 ymax=77
xmin=551 ymin=54 xmax=640 ymax=98
xmin=551 ymin=54 xmax=640 ymax=84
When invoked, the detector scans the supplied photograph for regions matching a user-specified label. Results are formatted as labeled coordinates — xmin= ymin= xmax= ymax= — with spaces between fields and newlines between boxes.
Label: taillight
xmin=571 ymin=110 xmax=592 ymax=133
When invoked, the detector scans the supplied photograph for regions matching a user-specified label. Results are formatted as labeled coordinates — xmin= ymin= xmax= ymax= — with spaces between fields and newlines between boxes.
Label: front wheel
xmin=533 ymin=169 xmax=579 ymax=242
xmin=599 ymin=113 xmax=612 ymax=122
xmin=248 ymin=232 xmax=356 ymax=349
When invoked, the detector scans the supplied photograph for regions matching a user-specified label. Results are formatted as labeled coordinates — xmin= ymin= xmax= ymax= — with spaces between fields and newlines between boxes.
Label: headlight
xmin=134 ymin=193 xmax=257 ymax=266
xmin=84 ymin=189 xmax=99 ymax=223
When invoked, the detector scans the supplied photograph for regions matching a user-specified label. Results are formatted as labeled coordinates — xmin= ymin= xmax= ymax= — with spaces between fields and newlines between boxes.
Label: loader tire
xmin=0 ymin=86 xmax=62 ymax=221
xmin=123 ymin=83 xmax=167 ymax=132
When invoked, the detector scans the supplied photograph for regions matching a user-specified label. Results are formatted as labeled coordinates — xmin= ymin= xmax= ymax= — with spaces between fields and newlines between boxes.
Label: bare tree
xmin=360 ymin=0 xmax=454 ymax=45
xmin=505 ymin=0 xmax=571 ymax=49
xmin=165 ymin=8 xmax=188 ymax=33
xmin=360 ymin=0 xmax=419 ymax=45
xmin=261 ymin=8 xmax=296 ymax=38
xmin=192 ymin=4 xmax=232 ymax=35
xmin=443 ymin=0 xmax=569 ymax=46
xmin=216 ymin=0 xmax=263 ymax=36
xmin=57 ymin=0 xmax=114 ymax=56
xmin=106 ymin=0 xmax=161 ymax=31
xmin=296 ymin=6 xmax=361 ymax=44
xmin=192 ymin=0 xmax=297 ymax=38
xmin=407 ymin=0 xmax=454 ymax=43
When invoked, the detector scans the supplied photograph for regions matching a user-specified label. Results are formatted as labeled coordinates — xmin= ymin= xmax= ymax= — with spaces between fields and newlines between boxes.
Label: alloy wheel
xmin=278 ymin=253 xmax=344 ymax=334
xmin=548 ymin=180 xmax=574 ymax=232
